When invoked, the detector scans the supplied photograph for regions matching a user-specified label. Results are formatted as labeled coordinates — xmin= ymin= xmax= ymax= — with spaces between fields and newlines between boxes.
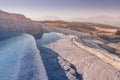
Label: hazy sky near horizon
xmin=0 ymin=0 xmax=120 ymax=20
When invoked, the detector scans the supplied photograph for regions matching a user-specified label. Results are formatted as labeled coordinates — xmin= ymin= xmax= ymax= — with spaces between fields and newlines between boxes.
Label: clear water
xmin=38 ymin=32 xmax=61 ymax=45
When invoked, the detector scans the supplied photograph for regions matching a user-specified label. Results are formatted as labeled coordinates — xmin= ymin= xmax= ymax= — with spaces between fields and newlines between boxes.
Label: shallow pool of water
xmin=37 ymin=32 xmax=62 ymax=45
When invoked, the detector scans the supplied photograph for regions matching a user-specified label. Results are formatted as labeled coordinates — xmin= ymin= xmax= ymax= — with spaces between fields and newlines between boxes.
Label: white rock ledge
xmin=0 ymin=33 xmax=48 ymax=80
xmin=72 ymin=37 xmax=120 ymax=71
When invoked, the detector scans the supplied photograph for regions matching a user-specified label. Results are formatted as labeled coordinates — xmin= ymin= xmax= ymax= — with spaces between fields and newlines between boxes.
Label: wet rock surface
xmin=47 ymin=37 xmax=120 ymax=80
xmin=40 ymin=32 xmax=120 ymax=80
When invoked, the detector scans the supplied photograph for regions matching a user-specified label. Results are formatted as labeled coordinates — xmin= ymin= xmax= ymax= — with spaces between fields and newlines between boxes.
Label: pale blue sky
xmin=0 ymin=0 xmax=120 ymax=20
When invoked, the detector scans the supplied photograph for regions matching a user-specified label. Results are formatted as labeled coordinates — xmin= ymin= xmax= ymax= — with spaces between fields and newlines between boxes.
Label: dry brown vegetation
xmin=40 ymin=20 xmax=120 ymax=37
xmin=40 ymin=20 xmax=120 ymax=54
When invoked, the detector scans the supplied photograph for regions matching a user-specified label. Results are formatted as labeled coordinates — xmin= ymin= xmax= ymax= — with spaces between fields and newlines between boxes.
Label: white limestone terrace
xmin=0 ymin=10 xmax=120 ymax=80
xmin=42 ymin=25 xmax=120 ymax=80
xmin=44 ymin=25 xmax=120 ymax=70
xmin=73 ymin=36 xmax=120 ymax=71
xmin=0 ymin=33 xmax=48 ymax=80
xmin=37 ymin=32 xmax=82 ymax=80
xmin=0 ymin=10 xmax=46 ymax=36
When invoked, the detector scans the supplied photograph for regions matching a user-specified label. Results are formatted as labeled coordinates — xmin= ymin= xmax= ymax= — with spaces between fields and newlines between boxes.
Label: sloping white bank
xmin=44 ymin=26 xmax=120 ymax=71
xmin=73 ymin=37 xmax=120 ymax=71
xmin=45 ymin=34 xmax=120 ymax=80
xmin=0 ymin=33 xmax=48 ymax=80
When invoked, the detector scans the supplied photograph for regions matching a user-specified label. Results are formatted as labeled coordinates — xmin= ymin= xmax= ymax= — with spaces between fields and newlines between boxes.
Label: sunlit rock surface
xmin=0 ymin=10 xmax=46 ymax=35
xmin=45 ymin=34 xmax=120 ymax=80
xmin=42 ymin=26 xmax=120 ymax=80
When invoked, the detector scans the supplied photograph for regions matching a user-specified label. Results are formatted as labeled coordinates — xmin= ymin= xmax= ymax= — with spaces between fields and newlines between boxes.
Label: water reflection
xmin=0 ymin=32 xmax=23 ymax=41
xmin=37 ymin=32 xmax=61 ymax=45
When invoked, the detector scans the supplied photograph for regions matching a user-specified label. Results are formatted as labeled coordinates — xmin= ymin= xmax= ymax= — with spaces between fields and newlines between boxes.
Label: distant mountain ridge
xmin=0 ymin=10 xmax=45 ymax=36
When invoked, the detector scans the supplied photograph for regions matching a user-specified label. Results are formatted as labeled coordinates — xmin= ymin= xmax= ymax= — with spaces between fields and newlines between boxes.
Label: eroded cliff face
xmin=0 ymin=10 xmax=45 ymax=36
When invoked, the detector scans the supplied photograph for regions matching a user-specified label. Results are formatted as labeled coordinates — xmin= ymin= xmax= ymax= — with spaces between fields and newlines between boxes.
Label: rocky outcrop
xmin=0 ymin=10 xmax=46 ymax=36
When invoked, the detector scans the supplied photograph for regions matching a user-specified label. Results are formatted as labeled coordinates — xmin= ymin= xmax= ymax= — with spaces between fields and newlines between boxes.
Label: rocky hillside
xmin=0 ymin=10 xmax=46 ymax=36
xmin=41 ymin=21 xmax=120 ymax=36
